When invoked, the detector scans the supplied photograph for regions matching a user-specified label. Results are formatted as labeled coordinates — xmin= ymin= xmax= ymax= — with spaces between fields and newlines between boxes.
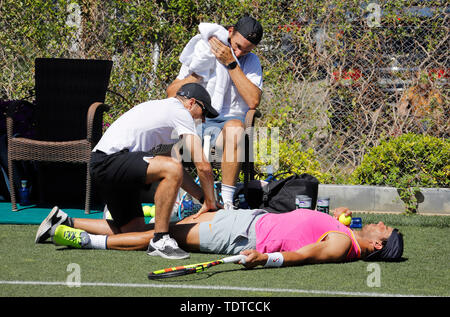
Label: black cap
xmin=235 ymin=16 xmax=263 ymax=45
xmin=176 ymin=83 xmax=218 ymax=118
xmin=365 ymin=229 xmax=404 ymax=261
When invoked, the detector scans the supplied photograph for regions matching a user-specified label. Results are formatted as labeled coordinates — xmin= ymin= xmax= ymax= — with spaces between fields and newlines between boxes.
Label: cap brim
xmin=205 ymin=107 xmax=219 ymax=118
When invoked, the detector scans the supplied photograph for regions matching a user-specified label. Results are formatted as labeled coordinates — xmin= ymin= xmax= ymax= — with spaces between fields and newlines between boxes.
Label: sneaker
xmin=102 ymin=204 xmax=113 ymax=220
xmin=147 ymin=235 xmax=190 ymax=260
xmin=52 ymin=225 xmax=90 ymax=249
xmin=35 ymin=206 xmax=68 ymax=244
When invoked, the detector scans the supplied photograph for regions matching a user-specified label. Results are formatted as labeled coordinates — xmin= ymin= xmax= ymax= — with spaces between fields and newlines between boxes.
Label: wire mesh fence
xmin=1 ymin=0 xmax=448 ymax=186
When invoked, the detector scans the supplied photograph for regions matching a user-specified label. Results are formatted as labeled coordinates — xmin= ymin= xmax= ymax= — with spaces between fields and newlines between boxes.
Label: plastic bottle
xmin=19 ymin=180 xmax=30 ymax=206
xmin=265 ymin=165 xmax=275 ymax=182
xmin=350 ymin=217 xmax=362 ymax=229
xmin=182 ymin=194 xmax=194 ymax=217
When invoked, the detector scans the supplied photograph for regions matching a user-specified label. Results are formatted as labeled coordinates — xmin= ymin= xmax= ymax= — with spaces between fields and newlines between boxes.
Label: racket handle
xmin=222 ymin=254 xmax=246 ymax=264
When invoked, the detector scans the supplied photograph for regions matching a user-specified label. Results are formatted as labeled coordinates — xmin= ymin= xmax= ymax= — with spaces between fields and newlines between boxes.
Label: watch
xmin=226 ymin=61 xmax=237 ymax=70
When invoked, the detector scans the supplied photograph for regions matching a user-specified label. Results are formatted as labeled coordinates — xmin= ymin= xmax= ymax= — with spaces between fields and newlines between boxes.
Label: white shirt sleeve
xmin=172 ymin=108 xmax=198 ymax=138
xmin=241 ymin=53 xmax=263 ymax=90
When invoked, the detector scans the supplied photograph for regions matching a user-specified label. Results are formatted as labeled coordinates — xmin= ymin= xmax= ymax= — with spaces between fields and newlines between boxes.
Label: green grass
xmin=0 ymin=213 xmax=449 ymax=298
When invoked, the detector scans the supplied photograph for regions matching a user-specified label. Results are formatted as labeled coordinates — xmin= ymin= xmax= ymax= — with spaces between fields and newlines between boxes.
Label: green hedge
xmin=352 ymin=133 xmax=449 ymax=188
xmin=351 ymin=133 xmax=449 ymax=213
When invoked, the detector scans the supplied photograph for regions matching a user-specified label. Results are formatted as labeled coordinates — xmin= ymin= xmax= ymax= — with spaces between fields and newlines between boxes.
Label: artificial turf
xmin=0 ymin=212 xmax=448 ymax=300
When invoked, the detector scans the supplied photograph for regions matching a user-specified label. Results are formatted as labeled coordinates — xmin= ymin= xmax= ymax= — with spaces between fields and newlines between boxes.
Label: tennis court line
xmin=0 ymin=280 xmax=430 ymax=297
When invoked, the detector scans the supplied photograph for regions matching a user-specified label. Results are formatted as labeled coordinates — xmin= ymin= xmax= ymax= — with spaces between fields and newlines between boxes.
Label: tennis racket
xmin=148 ymin=254 xmax=246 ymax=280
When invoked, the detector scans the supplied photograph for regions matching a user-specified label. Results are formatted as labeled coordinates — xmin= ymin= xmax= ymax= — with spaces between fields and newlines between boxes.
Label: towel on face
xmin=179 ymin=23 xmax=239 ymax=114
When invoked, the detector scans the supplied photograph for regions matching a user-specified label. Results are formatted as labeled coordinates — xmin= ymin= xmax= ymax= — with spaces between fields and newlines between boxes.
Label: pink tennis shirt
xmin=255 ymin=209 xmax=361 ymax=261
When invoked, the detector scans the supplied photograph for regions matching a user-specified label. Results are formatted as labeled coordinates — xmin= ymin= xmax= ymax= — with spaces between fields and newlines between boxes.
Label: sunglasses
xmin=195 ymin=99 xmax=207 ymax=116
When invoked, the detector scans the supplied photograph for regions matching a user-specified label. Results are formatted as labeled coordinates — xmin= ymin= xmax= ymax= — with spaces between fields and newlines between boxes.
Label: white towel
xmin=179 ymin=23 xmax=239 ymax=114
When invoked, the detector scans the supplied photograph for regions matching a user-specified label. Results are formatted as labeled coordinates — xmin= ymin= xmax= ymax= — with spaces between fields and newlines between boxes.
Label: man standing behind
xmin=166 ymin=16 xmax=264 ymax=209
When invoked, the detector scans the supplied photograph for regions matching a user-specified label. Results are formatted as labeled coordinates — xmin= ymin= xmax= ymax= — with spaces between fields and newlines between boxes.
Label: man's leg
xmin=144 ymin=156 xmax=183 ymax=234
xmin=104 ymin=211 xmax=217 ymax=251
xmin=216 ymin=119 xmax=245 ymax=206
xmin=144 ymin=156 xmax=192 ymax=259
xmin=72 ymin=218 xmax=119 ymax=235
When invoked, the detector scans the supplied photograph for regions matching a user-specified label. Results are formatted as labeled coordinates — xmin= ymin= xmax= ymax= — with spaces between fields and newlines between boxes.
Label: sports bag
xmin=259 ymin=173 xmax=319 ymax=213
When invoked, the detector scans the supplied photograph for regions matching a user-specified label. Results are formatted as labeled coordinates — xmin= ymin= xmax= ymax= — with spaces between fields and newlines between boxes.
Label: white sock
xmin=87 ymin=234 xmax=107 ymax=250
xmin=221 ymin=184 xmax=236 ymax=204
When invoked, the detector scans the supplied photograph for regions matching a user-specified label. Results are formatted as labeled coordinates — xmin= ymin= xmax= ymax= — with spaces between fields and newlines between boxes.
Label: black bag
xmin=259 ymin=173 xmax=319 ymax=213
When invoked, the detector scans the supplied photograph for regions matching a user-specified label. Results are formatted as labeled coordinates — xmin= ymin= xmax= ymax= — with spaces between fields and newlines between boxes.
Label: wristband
xmin=264 ymin=252 xmax=284 ymax=268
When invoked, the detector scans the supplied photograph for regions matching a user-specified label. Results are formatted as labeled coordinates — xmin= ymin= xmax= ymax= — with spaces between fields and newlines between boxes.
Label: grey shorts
xmin=198 ymin=209 xmax=267 ymax=255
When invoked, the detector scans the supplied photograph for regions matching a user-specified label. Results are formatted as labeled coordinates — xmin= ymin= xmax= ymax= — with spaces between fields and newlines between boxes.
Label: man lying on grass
xmin=35 ymin=206 xmax=403 ymax=267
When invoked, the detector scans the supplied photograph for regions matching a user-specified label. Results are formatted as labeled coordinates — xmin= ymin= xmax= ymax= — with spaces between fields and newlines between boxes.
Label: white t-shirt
xmin=177 ymin=52 xmax=263 ymax=119
xmin=93 ymin=98 xmax=198 ymax=155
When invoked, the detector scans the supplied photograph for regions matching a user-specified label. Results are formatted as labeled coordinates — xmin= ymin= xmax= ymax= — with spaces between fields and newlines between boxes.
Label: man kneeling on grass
xmin=35 ymin=206 xmax=403 ymax=267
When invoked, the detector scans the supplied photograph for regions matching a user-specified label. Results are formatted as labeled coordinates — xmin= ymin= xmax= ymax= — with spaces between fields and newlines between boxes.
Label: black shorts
xmin=90 ymin=150 xmax=152 ymax=227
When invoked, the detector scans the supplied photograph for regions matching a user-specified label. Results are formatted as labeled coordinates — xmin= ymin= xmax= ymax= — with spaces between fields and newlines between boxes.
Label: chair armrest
xmin=86 ymin=102 xmax=110 ymax=143
xmin=244 ymin=109 xmax=262 ymax=129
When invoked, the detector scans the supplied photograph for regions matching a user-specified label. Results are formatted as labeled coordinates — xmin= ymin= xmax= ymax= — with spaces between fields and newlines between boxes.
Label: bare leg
xmin=144 ymin=156 xmax=183 ymax=234
xmin=218 ymin=120 xmax=245 ymax=186
xmin=72 ymin=217 xmax=148 ymax=235
xmin=105 ymin=211 xmax=217 ymax=251
xmin=73 ymin=218 xmax=119 ymax=235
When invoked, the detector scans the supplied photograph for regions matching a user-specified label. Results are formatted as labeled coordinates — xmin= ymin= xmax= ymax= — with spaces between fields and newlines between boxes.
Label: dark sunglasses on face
xmin=195 ymin=99 xmax=206 ymax=116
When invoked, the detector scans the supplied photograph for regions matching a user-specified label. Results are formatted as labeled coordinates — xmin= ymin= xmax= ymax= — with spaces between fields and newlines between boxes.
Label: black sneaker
xmin=147 ymin=235 xmax=190 ymax=260
xmin=35 ymin=206 xmax=68 ymax=244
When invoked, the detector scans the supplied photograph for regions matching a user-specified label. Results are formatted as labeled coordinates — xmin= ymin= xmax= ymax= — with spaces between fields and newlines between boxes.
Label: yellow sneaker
xmin=52 ymin=225 xmax=90 ymax=248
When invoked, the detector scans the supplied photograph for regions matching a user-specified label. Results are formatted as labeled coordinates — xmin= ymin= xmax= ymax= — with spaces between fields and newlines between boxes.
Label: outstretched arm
xmin=240 ymin=233 xmax=352 ymax=268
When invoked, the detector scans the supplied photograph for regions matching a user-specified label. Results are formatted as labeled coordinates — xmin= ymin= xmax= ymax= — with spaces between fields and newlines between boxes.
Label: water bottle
xmin=238 ymin=194 xmax=249 ymax=209
xmin=350 ymin=217 xmax=362 ymax=229
xmin=265 ymin=165 xmax=275 ymax=182
xmin=182 ymin=194 xmax=194 ymax=216
xmin=19 ymin=180 xmax=30 ymax=206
